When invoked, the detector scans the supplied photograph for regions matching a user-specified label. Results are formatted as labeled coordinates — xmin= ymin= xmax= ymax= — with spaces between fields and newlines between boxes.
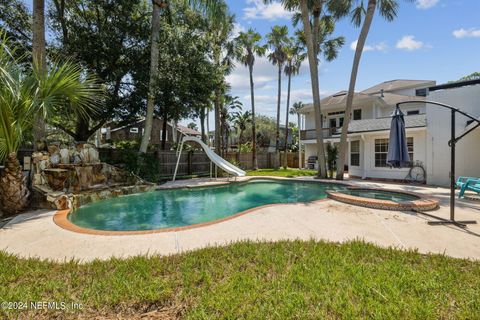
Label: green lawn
xmin=1 ymin=240 xmax=479 ymax=319
xmin=246 ymin=168 xmax=317 ymax=177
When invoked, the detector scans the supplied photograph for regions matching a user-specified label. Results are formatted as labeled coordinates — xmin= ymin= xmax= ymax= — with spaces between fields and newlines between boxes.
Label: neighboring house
xmin=299 ymin=79 xmax=435 ymax=181
xmin=103 ymin=117 xmax=201 ymax=148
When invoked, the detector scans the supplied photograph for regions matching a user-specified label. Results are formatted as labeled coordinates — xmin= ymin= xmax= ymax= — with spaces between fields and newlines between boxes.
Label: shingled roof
xmin=345 ymin=114 xmax=426 ymax=133
xmin=362 ymin=79 xmax=435 ymax=94
xmin=320 ymin=91 xmax=373 ymax=106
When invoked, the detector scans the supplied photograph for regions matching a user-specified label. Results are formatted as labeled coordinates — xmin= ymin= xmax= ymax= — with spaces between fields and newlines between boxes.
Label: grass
xmin=246 ymin=168 xmax=317 ymax=177
xmin=1 ymin=240 xmax=479 ymax=319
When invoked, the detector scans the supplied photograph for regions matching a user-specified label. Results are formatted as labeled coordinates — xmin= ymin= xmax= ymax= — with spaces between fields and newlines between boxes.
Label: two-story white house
xmin=299 ymin=79 xmax=435 ymax=181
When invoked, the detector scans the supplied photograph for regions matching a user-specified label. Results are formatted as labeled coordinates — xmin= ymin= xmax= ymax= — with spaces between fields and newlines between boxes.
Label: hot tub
xmin=326 ymin=187 xmax=438 ymax=211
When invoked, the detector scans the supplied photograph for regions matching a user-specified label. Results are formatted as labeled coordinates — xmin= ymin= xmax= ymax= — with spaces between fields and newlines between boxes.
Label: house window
xmin=129 ymin=127 xmax=139 ymax=133
xmin=329 ymin=118 xmax=337 ymax=128
xmin=350 ymin=140 xmax=360 ymax=166
xmin=339 ymin=117 xmax=344 ymax=127
xmin=353 ymin=109 xmax=362 ymax=120
xmin=375 ymin=137 xmax=414 ymax=167
xmin=415 ymin=88 xmax=428 ymax=97
xmin=407 ymin=110 xmax=420 ymax=115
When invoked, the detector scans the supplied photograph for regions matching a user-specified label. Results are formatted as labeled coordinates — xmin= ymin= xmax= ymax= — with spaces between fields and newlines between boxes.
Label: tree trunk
xmin=140 ymin=0 xmax=162 ymax=153
xmin=75 ymin=116 xmax=91 ymax=142
xmin=161 ymin=117 xmax=168 ymax=150
xmin=206 ymin=108 xmax=210 ymax=146
xmin=283 ymin=68 xmax=292 ymax=169
xmin=32 ymin=0 xmax=46 ymax=151
xmin=275 ymin=64 xmax=282 ymax=169
xmin=214 ymin=87 xmax=222 ymax=155
xmin=299 ymin=0 xmax=327 ymax=178
xmin=200 ymin=108 xmax=206 ymax=143
xmin=248 ymin=63 xmax=258 ymax=170
xmin=336 ymin=0 xmax=376 ymax=180
xmin=0 ymin=153 xmax=30 ymax=216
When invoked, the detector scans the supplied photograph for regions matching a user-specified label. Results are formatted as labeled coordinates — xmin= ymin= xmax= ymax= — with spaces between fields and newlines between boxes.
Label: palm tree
xmin=334 ymin=0 xmax=407 ymax=180
xmin=290 ymin=101 xmax=304 ymax=169
xmin=140 ymin=0 xmax=225 ymax=153
xmin=266 ymin=25 xmax=289 ymax=168
xmin=283 ymin=39 xmax=305 ymax=168
xmin=207 ymin=6 xmax=236 ymax=156
xmin=32 ymin=0 xmax=46 ymax=149
xmin=0 ymin=37 xmax=101 ymax=215
xmin=233 ymin=111 xmax=252 ymax=147
xmin=221 ymin=95 xmax=242 ymax=154
xmin=235 ymin=28 xmax=267 ymax=170
xmin=265 ymin=0 xmax=343 ymax=177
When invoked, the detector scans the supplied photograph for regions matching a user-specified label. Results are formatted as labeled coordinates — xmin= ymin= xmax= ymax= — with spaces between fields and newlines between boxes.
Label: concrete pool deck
xmin=1 ymin=177 xmax=479 ymax=262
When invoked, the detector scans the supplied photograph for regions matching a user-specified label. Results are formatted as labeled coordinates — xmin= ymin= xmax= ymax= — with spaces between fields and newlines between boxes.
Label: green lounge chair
xmin=456 ymin=176 xmax=474 ymax=189
xmin=458 ymin=178 xmax=480 ymax=198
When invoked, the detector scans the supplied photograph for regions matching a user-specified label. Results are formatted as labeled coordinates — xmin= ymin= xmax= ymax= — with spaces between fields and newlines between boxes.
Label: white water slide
xmin=172 ymin=135 xmax=246 ymax=181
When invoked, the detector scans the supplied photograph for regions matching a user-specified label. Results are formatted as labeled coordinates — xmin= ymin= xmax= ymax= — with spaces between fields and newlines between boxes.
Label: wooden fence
xmin=99 ymin=148 xmax=305 ymax=179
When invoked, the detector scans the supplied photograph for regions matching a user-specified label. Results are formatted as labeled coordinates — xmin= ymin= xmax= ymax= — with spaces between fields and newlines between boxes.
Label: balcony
xmin=300 ymin=127 xmax=341 ymax=140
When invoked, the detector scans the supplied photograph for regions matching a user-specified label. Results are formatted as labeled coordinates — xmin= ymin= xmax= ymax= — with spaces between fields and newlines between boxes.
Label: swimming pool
xmin=67 ymin=179 xmax=346 ymax=232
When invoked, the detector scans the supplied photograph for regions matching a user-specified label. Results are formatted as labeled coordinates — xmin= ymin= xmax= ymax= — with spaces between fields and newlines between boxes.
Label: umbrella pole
xmin=427 ymin=109 xmax=476 ymax=227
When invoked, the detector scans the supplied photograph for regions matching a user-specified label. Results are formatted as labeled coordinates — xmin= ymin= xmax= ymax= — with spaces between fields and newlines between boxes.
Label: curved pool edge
xmin=326 ymin=186 xmax=439 ymax=211
xmin=54 ymin=176 xmax=347 ymax=236
xmin=53 ymin=199 xmax=332 ymax=236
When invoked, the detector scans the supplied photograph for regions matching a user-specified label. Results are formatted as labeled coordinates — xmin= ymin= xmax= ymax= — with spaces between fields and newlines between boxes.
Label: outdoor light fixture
xmin=396 ymin=100 xmax=479 ymax=227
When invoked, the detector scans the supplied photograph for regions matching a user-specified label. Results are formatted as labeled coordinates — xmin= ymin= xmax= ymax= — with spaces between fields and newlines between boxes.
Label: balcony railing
xmin=300 ymin=127 xmax=341 ymax=140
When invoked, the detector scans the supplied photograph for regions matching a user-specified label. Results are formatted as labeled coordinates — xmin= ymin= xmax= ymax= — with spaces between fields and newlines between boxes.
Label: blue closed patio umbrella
xmin=387 ymin=106 xmax=410 ymax=168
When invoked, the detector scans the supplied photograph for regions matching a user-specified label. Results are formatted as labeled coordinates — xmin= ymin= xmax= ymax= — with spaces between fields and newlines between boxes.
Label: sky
xmin=194 ymin=0 xmax=480 ymax=130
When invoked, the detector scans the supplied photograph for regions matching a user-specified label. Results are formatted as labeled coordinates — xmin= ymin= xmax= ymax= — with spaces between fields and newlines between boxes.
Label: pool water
xmin=340 ymin=189 xmax=419 ymax=203
xmin=68 ymin=180 xmax=346 ymax=231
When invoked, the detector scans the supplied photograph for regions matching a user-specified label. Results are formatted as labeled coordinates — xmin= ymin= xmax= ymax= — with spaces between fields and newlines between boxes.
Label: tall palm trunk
xmin=297 ymin=113 xmax=302 ymax=169
xmin=140 ymin=0 xmax=163 ymax=153
xmin=0 ymin=153 xmax=30 ymax=216
xmin=274 ymin=64 xmax=282 ymax=169
xmin=214 ymin=87 xmax=222 ymax=155
xmin=283 ymin=66 xmax=292 ymax=169
xmin=299 ymin=0 xmax=327 ymax=177
xmin=336 ymin=0 xmax=376 ymax=180
xmin=32 ymin=0 xmax=46 ymax=150
xmin=248 ymin=63 xmax=258 ymax=170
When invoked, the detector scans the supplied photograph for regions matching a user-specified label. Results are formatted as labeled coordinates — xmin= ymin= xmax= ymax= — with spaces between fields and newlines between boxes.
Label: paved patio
xmin=1 ymin=177 xmax=479 ymax=262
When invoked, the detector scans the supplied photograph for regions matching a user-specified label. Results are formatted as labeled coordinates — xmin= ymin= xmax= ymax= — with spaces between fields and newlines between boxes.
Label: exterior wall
xmin=426 ymin=84 xmax=480 ymax=186
xmin=376 ymin=103 xmax=426 ymax=118
xmin=348 ymin=130 xmax=426 ymax=180
xmin=303 ymin=129 xmax=426 ymax=180
xmin=304 ymin=111 xmax=316 ymax=130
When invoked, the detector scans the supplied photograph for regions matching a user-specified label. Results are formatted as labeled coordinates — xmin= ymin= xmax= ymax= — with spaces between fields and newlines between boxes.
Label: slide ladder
xmin=172 ymin=136 xmax=246 ymax=181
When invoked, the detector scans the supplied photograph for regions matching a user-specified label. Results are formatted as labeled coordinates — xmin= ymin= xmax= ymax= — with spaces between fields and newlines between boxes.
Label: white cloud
xmin=232 ymin=23 xmax=246 ymax=39
xmin=452 ymin=28 xmax=480 ymax=39
xmin=243 ymin=0 xmax=292 ymax=21
xmin=396 ymin=35 xmax=424 ymax=51
xmin=415 ymin=0 xmax=439 ymax=9
xmin=350 ymin=40 xmax=388 ymax=52
xmin=226 ymin=55 xmax=276 ymax=92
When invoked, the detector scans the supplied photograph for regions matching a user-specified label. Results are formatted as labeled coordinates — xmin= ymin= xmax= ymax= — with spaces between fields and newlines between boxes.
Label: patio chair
xmin=456 ymin=176 xmax=475 ymax=190
xmin=458 ymin=178 xmax=480 ymax=198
